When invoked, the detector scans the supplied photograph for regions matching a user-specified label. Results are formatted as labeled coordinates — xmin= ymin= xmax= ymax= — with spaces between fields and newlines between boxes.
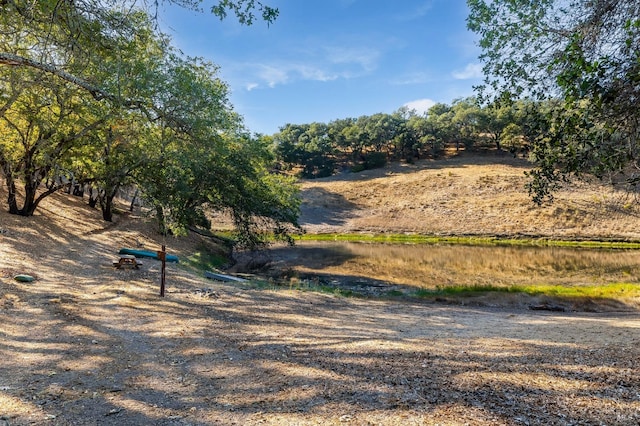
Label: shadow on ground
xmin=1 ymin=193 xmax=639 ymax=425
xmin=2 ymin=270 xmax=639 ymax=425
xmin=303 ymin=151 xmax=533 ymax=184
xmin=298 ymin=187 xmax=358 ymax=229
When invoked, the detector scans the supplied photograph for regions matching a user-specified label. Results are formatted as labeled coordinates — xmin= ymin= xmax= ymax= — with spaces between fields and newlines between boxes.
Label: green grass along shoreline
xmin=296 ymin=233 xmax=640 ymax=249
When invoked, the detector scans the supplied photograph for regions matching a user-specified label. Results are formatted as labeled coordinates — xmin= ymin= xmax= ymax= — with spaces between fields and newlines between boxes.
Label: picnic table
xmin=113 ymin=254 xmax=143 ymax=269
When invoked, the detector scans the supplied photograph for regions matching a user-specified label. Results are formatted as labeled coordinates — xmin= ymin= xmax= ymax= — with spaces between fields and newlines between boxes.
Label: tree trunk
xmin=156 ymin=205 xmax=168 ymax=235
xmin=6 ymin=178 xmax=18 ymax=214
xmin=101 ymin=196 xmax=113 ymax=221
xmin=99 ymin=184 xmax=120 ymax=222
xmin=17 ymin=178 xmax=38 ymax=216
xmin=0 ymin=153 xmax=18 ymax=213
xmin=17 ymin=162 xmax=52 ymax=216
xmin=129 ymin=188 xmax=139 ymax=212
xmin=72 ymin=183 xmax=84 ymax=197
xmin=1 ymin=168 xmax=18 ymax=214
xmin=87 ymin=187 xmax=98 ymax=208
xmin=493 ymin=131 xmax=503 ymax=151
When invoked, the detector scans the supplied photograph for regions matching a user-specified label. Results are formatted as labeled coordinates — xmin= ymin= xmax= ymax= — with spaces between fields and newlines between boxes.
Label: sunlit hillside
xmin=297 ymin=153 xmax=640 ymax=241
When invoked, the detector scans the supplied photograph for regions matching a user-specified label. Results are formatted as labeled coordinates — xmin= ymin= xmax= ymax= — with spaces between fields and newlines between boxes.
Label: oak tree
xmin=468 ymin=0 xmax=640 ymax=201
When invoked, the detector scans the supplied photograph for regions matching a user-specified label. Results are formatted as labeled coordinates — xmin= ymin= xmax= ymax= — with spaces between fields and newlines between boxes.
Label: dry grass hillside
xmin=297 ymin=153 xmax=640 ymax=241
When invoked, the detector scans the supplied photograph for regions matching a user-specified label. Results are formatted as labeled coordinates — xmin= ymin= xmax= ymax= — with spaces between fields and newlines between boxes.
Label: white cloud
xmin=255 ymin=64 xmax=290 ymax=88
xmin=252 ymin=63 xmax=338 ymax=88
xmin=403 ymin=98 xmax=436 ymax=115
xmin=392 ymin=71 xmax=433 ymax=85
xmin=396 ymin=1 xmax=435 ymax=21
xmin=452 ymin=63 xmax=483 ymax=80
xmin=301 ymin=67 xmax=339 ymax=82
xmin=325 ymin=46 xmax=380 ymax=72
xmin=240 ymin=43 xmax=380 ymax=90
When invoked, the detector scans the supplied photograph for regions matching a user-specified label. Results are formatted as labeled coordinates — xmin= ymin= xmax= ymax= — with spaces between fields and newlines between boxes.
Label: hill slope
xmin=298 ymin=153 xmax=640 ymax=241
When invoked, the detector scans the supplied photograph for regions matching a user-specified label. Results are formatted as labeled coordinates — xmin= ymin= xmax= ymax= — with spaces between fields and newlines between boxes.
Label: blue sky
xmin=160 ymin=0 xmax=482 ymax=135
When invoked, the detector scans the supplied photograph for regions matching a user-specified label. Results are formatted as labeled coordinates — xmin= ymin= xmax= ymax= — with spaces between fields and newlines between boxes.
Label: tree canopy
xmin=271 ymin=98 xmax=539 ymax=178
xmin=467 ymin=0 xmax=640 ymax=202
xmin=0 ymin=0 xmax=299 ymax=248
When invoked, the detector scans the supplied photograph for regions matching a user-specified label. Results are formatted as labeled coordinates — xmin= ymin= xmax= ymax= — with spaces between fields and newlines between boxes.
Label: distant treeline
xmin=271 ymin=97 xmax=548 ymax=178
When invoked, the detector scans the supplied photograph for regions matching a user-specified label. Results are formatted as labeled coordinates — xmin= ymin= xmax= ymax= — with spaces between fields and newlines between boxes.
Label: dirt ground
xmin=1 ymin=156 xmax=640 ymax=425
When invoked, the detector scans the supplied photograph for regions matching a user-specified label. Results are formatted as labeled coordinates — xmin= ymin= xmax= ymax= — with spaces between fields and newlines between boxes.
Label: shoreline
xmin=295 ymin=232 xmax=640 ymax=249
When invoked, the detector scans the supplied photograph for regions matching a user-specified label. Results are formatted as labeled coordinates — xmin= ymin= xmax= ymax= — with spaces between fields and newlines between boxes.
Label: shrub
xmin=364 ymin=152 xmax=387 ymax=169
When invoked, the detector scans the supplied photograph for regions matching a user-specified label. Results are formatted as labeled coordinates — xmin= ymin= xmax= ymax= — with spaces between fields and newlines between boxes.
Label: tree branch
xmin=0 ymin=52 xmax=110 ymax=101
xmin=0 ymin=52 xmax=195 ymax=134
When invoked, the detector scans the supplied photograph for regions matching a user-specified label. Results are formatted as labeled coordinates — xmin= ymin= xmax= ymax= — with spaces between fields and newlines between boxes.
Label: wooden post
xmin=158 ymin=245 xmax=166 ymax=297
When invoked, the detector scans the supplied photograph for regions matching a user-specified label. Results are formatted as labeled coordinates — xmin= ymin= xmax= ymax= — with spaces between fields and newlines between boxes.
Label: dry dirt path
xmin=2 ymin=271 xmax=640 ymax=426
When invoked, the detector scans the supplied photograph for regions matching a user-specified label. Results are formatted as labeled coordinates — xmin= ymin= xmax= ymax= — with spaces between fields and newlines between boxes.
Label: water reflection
xmin=273 ymin=241 xmax=640 ymax=288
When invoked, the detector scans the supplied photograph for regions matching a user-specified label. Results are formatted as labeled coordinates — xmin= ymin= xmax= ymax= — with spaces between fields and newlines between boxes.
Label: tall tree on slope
xmin=468 ymin=0 xmax=640 ymax=202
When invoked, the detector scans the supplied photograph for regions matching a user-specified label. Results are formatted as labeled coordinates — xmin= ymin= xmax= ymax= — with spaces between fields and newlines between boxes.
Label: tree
xmin=0 ymin=1 xmax=277 ymax=103
xmin=92 ymin=122 xmax=145 ymax=221
xmin=327 ymin=117 xmax=357 ymax=163
xmin=423 ymin=103 xmax=454 ymax=152
xmin=0 ymin=0 xmax=300 ymax=247
xmin=130 ymin=49 xmax=300 ymax=244
xmin=360 ymin=113 xmax=398 ymax=154
xmin=273 ymin=123 xmax=336 ymax=178
xmin=450 ymin=98 xmax=482 ymax=151
xmin=0 ymin=8 xmax=160 ymax=217
xmin=0 ymin=67 xmax=106 ymax=215
xmin=210 ymin=136 xmax=300 ymax=248
xmin=477 ymin=98 xmax=514 ymax=152
xmin=468 ymin=0 xmax=640 ymax=201
xmin=341 ymin=119 xmax=370 ymax=163
xmin=274 ymin=124 xmax=310 ymax=168
xmin=391 ymin=113 xmax=420 ymax=161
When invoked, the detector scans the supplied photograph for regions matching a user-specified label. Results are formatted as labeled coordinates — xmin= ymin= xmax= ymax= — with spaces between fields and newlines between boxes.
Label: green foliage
xmin=362 ymin=151 xmax=387 ymax=170
xmin=211 ymin=0 xmax=278 ymax=25
xmin=467 ymin=0 xmax=640 ymax=201
xmin=274 ymin=123 xmax=336 ymax=178
xmin=272 ymin=98 xmax=540 ymax=177
xmin=298 ymin=233 xmax=640 ymax=249
xmin=415 ymin=283 xmax=640 ymax=300
xmin=0 ymin=0 xmax=299 ymax=248
xmin=183 ymin=245 xmax=229 ymax=273
xmin=350 ymin=163 xmax=366 ymax=173
xmin=0 ymin=65 xmax=106 ymax=215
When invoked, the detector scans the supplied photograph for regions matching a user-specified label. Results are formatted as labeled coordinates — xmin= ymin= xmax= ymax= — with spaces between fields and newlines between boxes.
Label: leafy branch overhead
xmin=211 ymin=0 xmax=279 ymax=25
xmin=0 ymin=0 xmax=298 ymax=248
xmin=467 ymin=0 xmax=640 ymax=202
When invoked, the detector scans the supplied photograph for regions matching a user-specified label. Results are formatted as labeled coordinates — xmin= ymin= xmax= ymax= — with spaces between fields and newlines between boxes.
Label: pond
xmin=259 ymin=241 xmax=640 ymax=290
